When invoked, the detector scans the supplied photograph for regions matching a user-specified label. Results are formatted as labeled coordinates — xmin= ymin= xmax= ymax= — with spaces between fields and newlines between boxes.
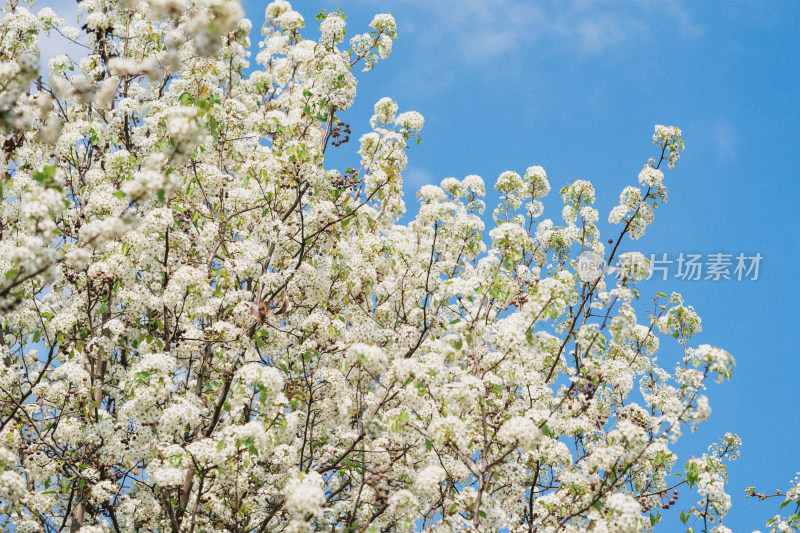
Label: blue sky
xmin=38 ymin=0 xmax=800 ymax=529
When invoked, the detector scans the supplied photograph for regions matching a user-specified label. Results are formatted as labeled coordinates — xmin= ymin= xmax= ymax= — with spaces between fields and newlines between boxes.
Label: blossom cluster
xmin=0 ymin=1 xmax=774 ymax=532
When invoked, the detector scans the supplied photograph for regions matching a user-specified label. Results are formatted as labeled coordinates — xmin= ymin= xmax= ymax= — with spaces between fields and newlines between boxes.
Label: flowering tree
xmin=0 ymin=0 xmax=778 ymax=532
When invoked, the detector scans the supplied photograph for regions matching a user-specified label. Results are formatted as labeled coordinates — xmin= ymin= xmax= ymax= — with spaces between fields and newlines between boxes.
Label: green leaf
xmin=33 ymin=164 xmax=56 ymax=183
xmin=650 ymin=512 xmax=661 ymax=526
xmin=178 ymin=92 xmax=194 ymax=106
xmin=113 ymin=190 xmax=126 ymax=199
xmin=656 ymin=292 xmax=668 ymax=298
xmin=244 ymin=437 xmax=258 ymax=455
xmin=686 ymin=461 xmax=699 ymax=488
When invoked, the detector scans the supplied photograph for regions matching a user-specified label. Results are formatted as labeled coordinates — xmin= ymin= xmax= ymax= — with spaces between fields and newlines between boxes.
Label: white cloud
xmin=403 ymin=0 xmax=702 ymax=63
xmin=712 ymin=118 xmax=736 ymax=161
xmin=403 ymin=166 xmax=435 ymax=191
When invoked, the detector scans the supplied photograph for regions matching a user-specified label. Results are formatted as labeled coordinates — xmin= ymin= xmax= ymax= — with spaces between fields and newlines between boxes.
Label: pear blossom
xmin=0 ymin=1 xmax=761 ymax=532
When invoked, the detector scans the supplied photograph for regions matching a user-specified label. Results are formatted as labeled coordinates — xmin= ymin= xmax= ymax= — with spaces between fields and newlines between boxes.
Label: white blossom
xmin=413 ymin=465 xmax=445 ymax=498
xmin=0 ymin=2 xmax=744 ymax=531
xmin=497 ymin=416 xmax=541 ymax=448
xmin=285 ymin=473 xmax=325 ymax=516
